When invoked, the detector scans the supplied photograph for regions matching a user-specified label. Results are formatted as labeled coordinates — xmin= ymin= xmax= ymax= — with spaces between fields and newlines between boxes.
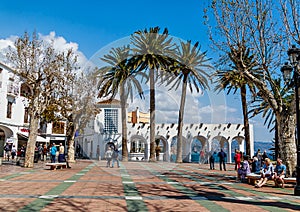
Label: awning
xmin=17 ymin=132 xmax=48 ymax=143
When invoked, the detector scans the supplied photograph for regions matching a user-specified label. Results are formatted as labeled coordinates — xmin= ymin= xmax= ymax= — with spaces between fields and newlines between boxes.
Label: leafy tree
xmin=97 ymin=45 xmax=146 ymax=162
xmin=7 ymin=32 xmax=77 ymax=167
xmin=131 ymin=27 xmax=176 ymax=161
xmin=164 ymin=41 xmax=211 ymax=162
xmin=205 ymin=0 xmax=297 ymax=175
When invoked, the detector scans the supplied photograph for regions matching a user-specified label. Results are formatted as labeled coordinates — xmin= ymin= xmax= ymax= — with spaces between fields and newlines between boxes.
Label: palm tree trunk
xmin=240 ymin=85 xmax=250 ymax=156
xmin=24 ymin=117 xmax=39 ymax=168
xmin=176 ymin=76 xmax=188 ymax=163
xmin=149 ymin=68 xmax=156 ymax=162
xmin=120 ymin=84 xmax=129 ymax=162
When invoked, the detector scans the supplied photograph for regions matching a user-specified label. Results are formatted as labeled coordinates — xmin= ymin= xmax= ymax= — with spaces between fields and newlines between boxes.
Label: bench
xmin=283 ymin=177 xmax=296 ymax=184
xmin=246 ymin=173 xmax=261 ymax=185
xmin=246 ymin=173 xmax=296 ymax=186
xmin=46 ymin=162 xmax=67 ymax=170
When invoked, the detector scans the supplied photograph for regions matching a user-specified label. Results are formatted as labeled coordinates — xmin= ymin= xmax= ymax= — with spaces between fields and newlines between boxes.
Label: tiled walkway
xmin=1 ymin=160 xmax=300 ymax=211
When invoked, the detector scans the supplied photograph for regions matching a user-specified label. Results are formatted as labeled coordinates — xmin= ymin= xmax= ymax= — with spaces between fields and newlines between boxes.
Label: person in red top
xmin=234 ymin=149 xmax=241 ymax=170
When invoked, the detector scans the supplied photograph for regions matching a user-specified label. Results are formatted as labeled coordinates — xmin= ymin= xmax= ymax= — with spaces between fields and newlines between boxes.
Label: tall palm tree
xmin=131 ymin=27 xmax=176 ymax=161
xmin=97 ymin=45 xmax=146 ymax=162
xmin=165 ymin=40 xmax=211 ymax=163
xmin=215 ymin=46 xmax=259 ymax=156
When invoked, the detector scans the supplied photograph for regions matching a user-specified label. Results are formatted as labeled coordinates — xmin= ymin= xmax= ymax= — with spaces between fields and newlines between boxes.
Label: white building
xmin=76 ymin=99 xmax=254 ymax=163
xmin=0 ymin=62 xmax=66 ymax=159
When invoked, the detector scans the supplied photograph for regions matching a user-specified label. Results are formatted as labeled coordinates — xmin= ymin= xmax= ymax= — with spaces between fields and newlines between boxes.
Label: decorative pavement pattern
xmin=1 ymin=160 xmax=300 ymax=211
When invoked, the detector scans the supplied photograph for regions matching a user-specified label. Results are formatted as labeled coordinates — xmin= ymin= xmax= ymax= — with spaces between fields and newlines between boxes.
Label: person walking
xmin=111 ymin=148 xmax=120 ymax=168
xmin=4 ymin=143 xmax=11 ymax=161
xmin=209 ymin=151 xmax=216 ymax=170
xmin=50 ymin=143 xmax=57 ymax=163
xmin=218 ymin=149 xmax=227 ymax=171
xmin=105 ymin=147 xmax=113 ymax=168
xmin=11 ymin=145 xmax=17 ymax=161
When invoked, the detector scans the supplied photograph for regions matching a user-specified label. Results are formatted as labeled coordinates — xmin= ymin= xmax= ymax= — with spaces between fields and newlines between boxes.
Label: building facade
xmin=0 ymin=62 xmax=67 ymax=159
xmin=76 ymin=99 xmax=254 ymax=163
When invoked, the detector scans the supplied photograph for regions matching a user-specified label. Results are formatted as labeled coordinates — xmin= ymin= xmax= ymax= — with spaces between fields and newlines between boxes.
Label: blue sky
xmin=0 ymin=0 xmax=272 ymax=141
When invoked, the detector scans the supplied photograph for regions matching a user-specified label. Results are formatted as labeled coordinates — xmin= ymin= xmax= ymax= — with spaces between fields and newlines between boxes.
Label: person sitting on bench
xmin=274 ymin=158 xmax=286 ymax=188
xmin=255 ymin=158 xmax=274 ymax=188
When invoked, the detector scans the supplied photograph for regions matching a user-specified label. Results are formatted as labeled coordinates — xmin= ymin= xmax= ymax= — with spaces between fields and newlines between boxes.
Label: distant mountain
xmin=254 ymin=140 xmax=274 ymax=160
xmin=254 ymin=140 xmax=274 ymax=153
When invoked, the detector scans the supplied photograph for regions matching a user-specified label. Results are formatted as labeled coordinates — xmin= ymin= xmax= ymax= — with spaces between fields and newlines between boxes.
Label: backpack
xmin=4 ymin=145 xmax=10 ymax=151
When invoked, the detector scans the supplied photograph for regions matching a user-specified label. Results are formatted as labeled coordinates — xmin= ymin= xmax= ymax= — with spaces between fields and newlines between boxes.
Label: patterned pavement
xmin=1 ymin=160 xmax=300 ymax=211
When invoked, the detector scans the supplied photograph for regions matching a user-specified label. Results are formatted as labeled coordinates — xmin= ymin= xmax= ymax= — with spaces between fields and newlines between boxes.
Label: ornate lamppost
xmin=281 ymin=45 xmax=300 ymax=196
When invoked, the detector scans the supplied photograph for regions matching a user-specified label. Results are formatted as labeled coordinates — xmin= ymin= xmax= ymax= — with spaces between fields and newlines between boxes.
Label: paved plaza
xmin=0 ymin=160 xmax=300 ymax=211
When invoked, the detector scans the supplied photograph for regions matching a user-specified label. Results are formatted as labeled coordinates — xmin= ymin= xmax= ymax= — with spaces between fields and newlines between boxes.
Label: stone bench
xmin=246 ymin=173 xmax=261 ymax=185
xmin=46 ymin=162 xmax=67 ymax=170
xmin=283 ymin=177 xmax=296 ymax=184
xmin=246 ymin=173 xmax=296 ymax=186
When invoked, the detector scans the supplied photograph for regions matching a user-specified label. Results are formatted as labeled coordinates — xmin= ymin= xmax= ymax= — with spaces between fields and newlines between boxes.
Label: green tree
xmin=97 ymin=45 xmax=146 ymax=162
xmin=131 ymin=27 xmax=176 ymax=161
xmin=165 ymin=41 xmax=211 ymax=162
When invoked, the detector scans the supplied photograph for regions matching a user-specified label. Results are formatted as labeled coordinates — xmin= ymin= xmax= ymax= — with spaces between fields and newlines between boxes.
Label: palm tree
xmin=131 ymin=27 xmax=176 ymax=161
xmin=165 ymin=40 xmax=211 ymax=163
xmin=97 ymin=45 xmax=146 ymax=162
xmin=215 ymin=46 xmax=259 ymax=156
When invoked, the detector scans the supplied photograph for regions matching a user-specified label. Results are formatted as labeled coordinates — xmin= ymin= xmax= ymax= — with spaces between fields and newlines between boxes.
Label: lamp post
xmin=281 ymin=45 xmax=300 ymax=196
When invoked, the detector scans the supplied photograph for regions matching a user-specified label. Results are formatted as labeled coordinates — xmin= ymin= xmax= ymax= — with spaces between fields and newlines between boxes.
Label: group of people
xmin=234 ymin=149 xmax=287 ymax=188
xmin=208 ymin=148 xmax=287 ymax=188
xmin=104 ymin=146 xmax=120 ymax=168
xmin=3 ymin=143 xmax=17 ymax=161
xmin=254 ymin=158 xmax=286 ymax=188
xmin=209 ymin=149 xmax=227 ymax=171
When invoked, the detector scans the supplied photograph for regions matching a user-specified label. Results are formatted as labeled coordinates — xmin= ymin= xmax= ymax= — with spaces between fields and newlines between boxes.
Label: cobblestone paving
xmin=0 ymin=160 xmax=300 ymax=211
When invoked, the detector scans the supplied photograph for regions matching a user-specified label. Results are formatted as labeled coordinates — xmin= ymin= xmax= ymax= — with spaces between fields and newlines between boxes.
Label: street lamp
xmin=281 ymin=44 xmax=300 ymax=196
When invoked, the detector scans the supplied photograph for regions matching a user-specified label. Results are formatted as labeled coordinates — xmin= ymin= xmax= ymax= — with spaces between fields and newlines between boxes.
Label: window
xmin=24 ymin=107 xmax=29 ymax=123
xmin=6 ymin=101 xmax=12 ymax=118
xmin=104 ymin=109 xmax=118 ymax=133
xmin=52 ymin=121 xmax=65 ymax=134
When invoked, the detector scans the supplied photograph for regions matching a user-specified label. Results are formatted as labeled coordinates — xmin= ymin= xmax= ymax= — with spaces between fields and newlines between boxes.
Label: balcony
xmin=7 ymin=83 xmax=19 ymax=97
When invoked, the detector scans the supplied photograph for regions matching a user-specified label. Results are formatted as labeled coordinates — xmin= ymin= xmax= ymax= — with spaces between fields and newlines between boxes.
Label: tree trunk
xmin=274 ymin=121 xmax=279 ymax=159
xmin=149 ymin=68 xmax=156 ymax=162
xmin=240 ymin=85 xmax=251 ymax=156
xmin=24 ymin=117 xmax=39 ymax=168
xmin=176 ymin=76 xmax=188 ymax=163
xmin=120 ymin=85 xmax=128 ymax=162
xmin=67 ymin=122 xmax=78 ymax=163
xmin=279 ymin=111 xmax=297 ymax=177
xmin=67 ymin=136 xmax=75 ymax=163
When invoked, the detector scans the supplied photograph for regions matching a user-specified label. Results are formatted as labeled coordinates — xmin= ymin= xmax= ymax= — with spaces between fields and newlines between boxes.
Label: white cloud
xmin=0 ymin=32 xmax=88 ymax=71
xmin=127 ymin=80 xmax=239 ymax=125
